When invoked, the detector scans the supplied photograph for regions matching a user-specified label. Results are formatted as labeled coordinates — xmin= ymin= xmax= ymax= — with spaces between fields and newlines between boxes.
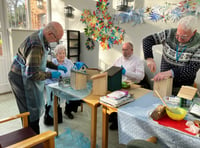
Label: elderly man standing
xmin=143 ymin=15 xmax=200 ymax=95
xmin=8 ymin=21 xmax=67 ymax=134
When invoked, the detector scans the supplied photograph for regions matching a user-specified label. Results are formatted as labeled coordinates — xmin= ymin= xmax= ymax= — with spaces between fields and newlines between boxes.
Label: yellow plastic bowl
xmin=166 ymin=107 xmax=187 ymax=121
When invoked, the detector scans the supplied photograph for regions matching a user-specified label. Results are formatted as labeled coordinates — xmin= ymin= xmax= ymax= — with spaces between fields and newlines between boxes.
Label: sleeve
xmin=25 ymin=46 xmax=52 ymax=81
xmin=46 ymin=60 xmax=58 ymax=69
xmin=125 ymin=59 xmax=145 ymax=82
xmin=143 ymin=29 xmax=170 ymax=59
xmin=172 ymin=49 xmax=200 ymax=81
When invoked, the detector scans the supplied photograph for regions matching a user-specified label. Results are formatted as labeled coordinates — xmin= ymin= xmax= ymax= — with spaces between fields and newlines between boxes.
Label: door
xmin=0 ymin=0 xmax=11 ymax=93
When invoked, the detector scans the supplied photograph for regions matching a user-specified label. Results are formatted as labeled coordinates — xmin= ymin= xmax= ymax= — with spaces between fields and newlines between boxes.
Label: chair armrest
xmin=7 ymin=130 xmax=57 ymax=148
xmin=0 ymin=112 xmax=29 ymax=128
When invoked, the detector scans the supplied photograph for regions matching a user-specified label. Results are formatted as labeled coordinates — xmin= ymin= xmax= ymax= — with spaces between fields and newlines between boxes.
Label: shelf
xmin=67 ymin=30 xmax=80 ymax=63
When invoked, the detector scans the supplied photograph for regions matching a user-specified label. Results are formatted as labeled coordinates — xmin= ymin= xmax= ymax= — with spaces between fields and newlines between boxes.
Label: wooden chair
xmin=0 ymin=112 xmax=57 ymax=148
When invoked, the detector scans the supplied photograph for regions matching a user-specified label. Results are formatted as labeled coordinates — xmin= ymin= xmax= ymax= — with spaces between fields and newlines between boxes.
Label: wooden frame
xmin=153 ymin=78 xmax=173 ymax=98
xmin=91 ymin=72 xmax=108 ymax=95
xmin=86 ymin=68 xmax=101 ymax=80
xmin=177 ymin=85 xmax=198 ymax=100
xmin=0 ymin=112 xmax=57 ymax=148
xmin=70 ymin=70 xmax=88 ymax=90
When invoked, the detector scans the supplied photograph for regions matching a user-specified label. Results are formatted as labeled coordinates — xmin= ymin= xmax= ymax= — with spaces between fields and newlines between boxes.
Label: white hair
xmin=178 ymin=16 xmax=197 ymax=32
xmin=54 ymin=44 xmax=67 ymax=55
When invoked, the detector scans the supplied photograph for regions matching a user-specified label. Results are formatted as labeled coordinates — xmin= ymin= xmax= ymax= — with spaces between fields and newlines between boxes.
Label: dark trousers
xmin=65 ymin=100 xmax=82 ymax=113
xmin=8 ymin=71 xmax=40 ymax=134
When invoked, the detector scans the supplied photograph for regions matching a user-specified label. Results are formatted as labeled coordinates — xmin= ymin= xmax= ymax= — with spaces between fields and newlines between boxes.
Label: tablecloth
xmin=45 ymin=82 xmax=92 ymax=117
xmin=118 ymin=92 xmax=200 ymax=148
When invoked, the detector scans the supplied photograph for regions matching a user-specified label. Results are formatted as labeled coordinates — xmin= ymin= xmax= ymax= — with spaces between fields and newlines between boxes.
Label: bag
xmin=44 ymin=103 xmax=63 ymax=126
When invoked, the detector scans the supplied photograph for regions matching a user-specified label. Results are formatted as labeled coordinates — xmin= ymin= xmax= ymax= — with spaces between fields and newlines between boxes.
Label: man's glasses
xmin=51 ymin=32 xmax=59 ymax=43
xmin=175 ymin=34 xmax=189 ymax=40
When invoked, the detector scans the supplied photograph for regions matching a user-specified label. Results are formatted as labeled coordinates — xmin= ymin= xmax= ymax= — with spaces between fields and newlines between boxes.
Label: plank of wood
xmin=177 ymin=85 xmax=198 ymax=100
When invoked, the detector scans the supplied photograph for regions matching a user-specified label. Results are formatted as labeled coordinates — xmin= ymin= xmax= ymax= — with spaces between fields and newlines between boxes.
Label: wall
xmin=8 ymin=29 xmax=36 ymax=59
xmin=64 ymin=0 xmax=200 ymax=90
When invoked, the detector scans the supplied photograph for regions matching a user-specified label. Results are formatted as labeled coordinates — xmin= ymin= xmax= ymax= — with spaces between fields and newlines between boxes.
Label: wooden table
xmin=53 ymin=93 xmax=101 ymax=148
xmin=48 ymin=82 xmax=100 ymax=148
xmin=100 ymin=85 xmax=151 ymax=148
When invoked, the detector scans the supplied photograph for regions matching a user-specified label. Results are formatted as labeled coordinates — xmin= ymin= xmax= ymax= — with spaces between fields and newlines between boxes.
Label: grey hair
xmin=54 ymin=44 xmax=66 ymax=55
xmin=178 ymin=16 xmax=197 ymax=32
xmin=126 ymin=42 xmax=134 ymax=49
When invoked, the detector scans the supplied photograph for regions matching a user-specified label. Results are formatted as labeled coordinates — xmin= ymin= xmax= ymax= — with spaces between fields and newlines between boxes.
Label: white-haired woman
xmin=46 ymin=44 xmax=79 ymax=121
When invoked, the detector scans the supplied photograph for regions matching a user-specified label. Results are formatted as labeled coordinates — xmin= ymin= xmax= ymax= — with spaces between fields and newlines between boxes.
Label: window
xmin=7 ymin=0 xmax=47 ymax=29
xmin=0 ymin=33 xmax=2 ymax=56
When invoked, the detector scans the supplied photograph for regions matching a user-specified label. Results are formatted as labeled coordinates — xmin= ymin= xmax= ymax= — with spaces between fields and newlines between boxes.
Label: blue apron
xmin=21 ymin=29 xmax=49 ymax=122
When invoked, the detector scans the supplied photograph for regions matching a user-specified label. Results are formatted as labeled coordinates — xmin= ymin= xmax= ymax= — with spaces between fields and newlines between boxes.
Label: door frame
xmin=0 ymin=0 xmax=11 ymax=93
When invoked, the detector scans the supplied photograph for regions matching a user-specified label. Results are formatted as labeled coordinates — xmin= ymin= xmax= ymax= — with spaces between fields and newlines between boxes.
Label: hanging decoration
xmin=80 ymin=0 xmax=125 ymax=50
xmin=111 ymin=0 xmax=200 ymax=25
xmin=85 ymin=38 xmax=95 ymax=50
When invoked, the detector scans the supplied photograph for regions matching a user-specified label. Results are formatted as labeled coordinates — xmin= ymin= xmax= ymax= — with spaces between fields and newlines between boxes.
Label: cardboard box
xmin=105 ymin=66 xmax=122 ymax=91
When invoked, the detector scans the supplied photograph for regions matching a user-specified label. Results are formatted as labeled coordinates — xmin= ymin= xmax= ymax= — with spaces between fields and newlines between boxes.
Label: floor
xmin=0 ymin=92 xmax=126 ymax=148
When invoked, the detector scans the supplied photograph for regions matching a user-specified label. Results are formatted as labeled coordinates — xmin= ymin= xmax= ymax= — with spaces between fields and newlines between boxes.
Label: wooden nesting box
xmin=105 ymin=66 xmax=122 ymax=91
xmin=177 ymin=85 xmax=198 ymax=100
xmin=70 ymin=70 xmax=88 ymax=90
xmin=91 ymin=72 xmax=108 ymax=95
xmin=86 ymin=68 xmax=101 ymax=80
xmin=153 ymin=78 xmax=173 ymax=98
xmin=177 ymin=85 xmax=198 ymax=108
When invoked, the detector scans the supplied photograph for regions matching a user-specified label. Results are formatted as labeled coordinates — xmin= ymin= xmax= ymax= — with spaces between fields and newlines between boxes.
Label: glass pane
xmin=7 ymin=0 xmax=27 ymax=28
xmin=69 ymin=40 xmax=78 ymax=47
xmin=30 ymin=0 xmax=47 ymax=29
xmin=7 ymin=0 xmax=47 ymax=29
xmin=0 ymin=32 xmax=3 ymax=56
xmin=69 ymin=32 xmax=79 ymax=39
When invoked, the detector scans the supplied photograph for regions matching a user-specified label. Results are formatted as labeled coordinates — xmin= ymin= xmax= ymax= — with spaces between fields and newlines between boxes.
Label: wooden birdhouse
xmin=91 ymin=72 xmax=108 ymax=96
xmin=70 ymin=70 xmax=88 ymax=90
xmin=177 ymin=85 xmax=198 ymax=108
xmin=86 ymin=68 xmax=101 ymax=80
xmin=153 ymin=78 xmax=173 ymax=98
xmin=105 ymin=66 xmax=122 ymax=91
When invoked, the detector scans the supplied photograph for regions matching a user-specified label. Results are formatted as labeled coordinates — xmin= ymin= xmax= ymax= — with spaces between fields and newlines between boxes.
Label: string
xmin=176 ymin=44 xmax=187 ymax=62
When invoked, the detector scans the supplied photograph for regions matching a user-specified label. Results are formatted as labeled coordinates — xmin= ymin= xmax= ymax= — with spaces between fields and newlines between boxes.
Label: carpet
xmin=55 ymin=128 xmax=91 ymax=148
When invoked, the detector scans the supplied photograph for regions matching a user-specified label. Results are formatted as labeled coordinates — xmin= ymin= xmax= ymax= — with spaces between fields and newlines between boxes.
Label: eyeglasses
xmin=175 ymin=34 xmax=189 ymax=40
xmin=51 ymin=32 xmax=59 ymax=43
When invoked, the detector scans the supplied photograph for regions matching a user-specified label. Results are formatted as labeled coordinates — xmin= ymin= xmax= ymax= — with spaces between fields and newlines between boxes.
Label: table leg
xmin=102 ymin=106 xmax=108 ymax=148
xmin=91 ymin=105 xmax=97 ymax=148
xmin=53 ymin=95 xmax=58 ymax=136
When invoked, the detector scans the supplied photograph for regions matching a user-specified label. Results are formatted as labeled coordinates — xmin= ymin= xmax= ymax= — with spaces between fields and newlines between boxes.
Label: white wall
xmin=8 ymin=29 xmax=36 ymax=59
xmin=63 ymin=0 xmax=200 ymax=90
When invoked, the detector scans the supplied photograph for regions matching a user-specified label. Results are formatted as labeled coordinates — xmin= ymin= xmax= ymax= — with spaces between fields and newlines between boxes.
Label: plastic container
xmin=166 ymin=107 xmax=187 ymax=120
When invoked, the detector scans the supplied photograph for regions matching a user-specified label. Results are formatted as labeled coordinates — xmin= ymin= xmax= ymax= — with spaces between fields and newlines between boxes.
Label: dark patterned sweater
xmin=143 ymin=28 xmax=200 ymax=88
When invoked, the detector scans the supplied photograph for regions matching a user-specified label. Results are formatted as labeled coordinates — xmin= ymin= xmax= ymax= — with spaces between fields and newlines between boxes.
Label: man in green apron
xmin=8 ymin=21 xmax=67 ymax=134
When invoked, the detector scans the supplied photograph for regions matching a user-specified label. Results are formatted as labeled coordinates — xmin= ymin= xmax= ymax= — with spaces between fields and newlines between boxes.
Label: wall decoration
xmin=80 ymin=0 xmax=125 ymax=50
xmin=111 ymin=0 xmax=200 ymax=25
xmin=85 ymin=38 xmax=95 ymax=50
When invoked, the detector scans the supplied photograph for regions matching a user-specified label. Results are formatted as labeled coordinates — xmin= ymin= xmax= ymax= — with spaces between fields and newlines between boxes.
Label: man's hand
xmin=58 ymin=65 xmax=67 ymax=73
xmin=146 ymin=58 xmax=156 ymax=73
xmin=152 ymin=70 xmax=172 ymax=81
xmin=121 ymin=66 xmax=126 ymax=75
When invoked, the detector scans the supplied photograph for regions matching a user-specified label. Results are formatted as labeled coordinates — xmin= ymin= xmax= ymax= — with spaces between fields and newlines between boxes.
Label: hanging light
xmin=64 ymin=5 xmax=75 ymax=18
xmin=37 ymin=0 xmax=43 ymax=9
xmin=116 ymin=0 xmax=134 ymax=12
